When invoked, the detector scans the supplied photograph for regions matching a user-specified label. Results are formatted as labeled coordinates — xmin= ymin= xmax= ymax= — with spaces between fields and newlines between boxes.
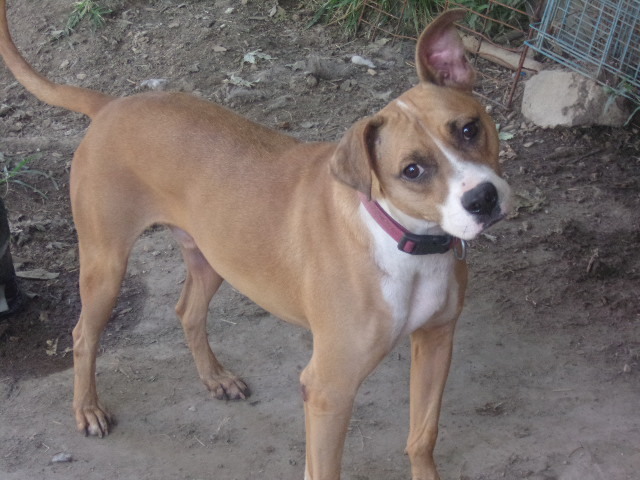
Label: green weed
xmin=310 ymin=0 xmax=529 ymax=40
xmin=309 ymin=0 xmax=441 ymax=37
xmin=64 ymin=1 xmax=112 ymax=36
xmin=0 ymin=154 xmax=58 ymax=199
xmin=454 ymin=0 xmax=528 ymax=39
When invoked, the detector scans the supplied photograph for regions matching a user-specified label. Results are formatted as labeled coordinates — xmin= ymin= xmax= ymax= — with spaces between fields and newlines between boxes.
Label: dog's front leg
xmin=301 ymin=382 xmax=354 ymax=480
xmin=300 ymin=331 xmax=391 ymax=480
xmin=405 ymin=323 xmax=457 ymax=480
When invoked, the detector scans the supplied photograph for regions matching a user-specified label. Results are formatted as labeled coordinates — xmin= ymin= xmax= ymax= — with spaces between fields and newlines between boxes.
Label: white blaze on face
xmin=393 ymin=97 xmax=512 ymax=240
xmin=433 ymin=137 xmax=512 ymax=240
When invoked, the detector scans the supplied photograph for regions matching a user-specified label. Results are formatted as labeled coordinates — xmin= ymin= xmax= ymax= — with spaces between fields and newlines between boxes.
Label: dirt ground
xmin=1 ymin=1 xmax=639 ymax=479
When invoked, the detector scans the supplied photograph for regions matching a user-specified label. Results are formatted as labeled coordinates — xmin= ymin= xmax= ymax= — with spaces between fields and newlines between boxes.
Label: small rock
xmin=11 ymin=109 xmax=29 ymax=120
xmin=373 ymin=37 xmax=391 ymax=47
xmin=63 ymin=248 xmax=77 ymax=264
xmin=8 ymin=122 xmax=23 ymax=133
xmin=623 ymin=364 xmax=631 ymax=373
xmin=140 ymin=78 xmax=168 ymax=90
xmin=289 ymin=75 xmax=310 ymax=93
xmin=340 ymin=79 xmax=357 ymax=92
xmin=60 ymin=59 xmax=70 ymax=69
xmin=290 ymin=60 xmax=306 ymax=71
xmin=305 ymin=56 xmax=351 ymax=80
xmin=16 ymin=269 xmax=60 ymax=280
xmin=51 ymin=452 xmax=73 ymax=463
xmin=76 ymin=73 xmax=87 ymax=80
xmin=351 ymin=55 xmax=376 ymax=69
xmin=265 ymin=95 xmax=292 ymax=112
xmin=481 ymin=233 xmax=497 ymax=243
xmin=370 ymin=89 xmax=393 ymax=102
xmin=167 ymin=21 xmax=180 ymax=29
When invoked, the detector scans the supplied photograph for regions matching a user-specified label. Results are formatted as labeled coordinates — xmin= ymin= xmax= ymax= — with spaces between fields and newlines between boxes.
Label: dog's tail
xmin=0 ymin=0 xmax=113 ymax=118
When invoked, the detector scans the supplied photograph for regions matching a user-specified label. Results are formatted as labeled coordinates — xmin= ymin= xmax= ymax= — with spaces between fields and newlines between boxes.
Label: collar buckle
xmin=397 ymin=232 xmax=454 ymax=255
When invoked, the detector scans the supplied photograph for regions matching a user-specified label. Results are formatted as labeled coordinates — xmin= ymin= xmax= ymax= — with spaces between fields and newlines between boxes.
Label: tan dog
xmin=1 ymin=2 xmax=511 ymax=479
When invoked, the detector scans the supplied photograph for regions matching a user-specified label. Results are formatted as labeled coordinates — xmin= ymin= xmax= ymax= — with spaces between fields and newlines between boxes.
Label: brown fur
xmin=0 ymin=4 xmax=505 ymax=479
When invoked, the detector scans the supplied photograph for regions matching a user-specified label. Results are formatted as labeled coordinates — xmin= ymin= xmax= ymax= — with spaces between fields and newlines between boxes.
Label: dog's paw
xmin=206 ymin=374 xmax=251 ymax=401
xmin=75 ymin=405 xmax=113 ymax=438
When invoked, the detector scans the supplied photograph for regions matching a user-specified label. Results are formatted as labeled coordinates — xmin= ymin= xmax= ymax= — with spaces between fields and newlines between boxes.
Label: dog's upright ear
xmin=330 ymin=116 xmax=384 ymax=200
xmin=415 ymin=9 xmax=475 ymax=90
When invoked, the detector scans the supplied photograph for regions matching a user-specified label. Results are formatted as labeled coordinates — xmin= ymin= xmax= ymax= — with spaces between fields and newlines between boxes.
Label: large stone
xmin=521 ymin=70 xmax=631 ymax=127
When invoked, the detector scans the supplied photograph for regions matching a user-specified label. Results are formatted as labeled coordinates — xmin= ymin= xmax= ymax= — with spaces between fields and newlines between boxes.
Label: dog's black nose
xmin=462 ymin=182 xmax=499 ymax=217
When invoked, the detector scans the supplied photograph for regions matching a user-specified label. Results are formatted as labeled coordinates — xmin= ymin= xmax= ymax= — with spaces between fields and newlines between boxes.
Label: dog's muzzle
xmin=461 ymin=182 xmax=504 ymax=228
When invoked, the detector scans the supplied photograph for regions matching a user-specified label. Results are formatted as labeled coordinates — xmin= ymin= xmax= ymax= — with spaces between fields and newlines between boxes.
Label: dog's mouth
xmin=480 ymin=212 xmax=506 ymax=231
xmin=450 ymin=207 xmax=508 ymax=242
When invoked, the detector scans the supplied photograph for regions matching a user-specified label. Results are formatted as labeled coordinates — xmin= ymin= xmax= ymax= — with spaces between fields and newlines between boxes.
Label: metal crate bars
xmin=527 ymin=0 xmax=640 ymax=104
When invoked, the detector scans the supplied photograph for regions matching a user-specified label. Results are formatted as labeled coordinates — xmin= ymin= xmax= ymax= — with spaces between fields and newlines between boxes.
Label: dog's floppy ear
xmin=330 ymin=116 xmax=384 ymax=200
xmin=415 ymin=9 xmax=475 ymax=90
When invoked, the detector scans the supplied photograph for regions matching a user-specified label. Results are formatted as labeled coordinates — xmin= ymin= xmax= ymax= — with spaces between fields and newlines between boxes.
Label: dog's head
xmin=331 ymin=10 xmax=511 ymax=241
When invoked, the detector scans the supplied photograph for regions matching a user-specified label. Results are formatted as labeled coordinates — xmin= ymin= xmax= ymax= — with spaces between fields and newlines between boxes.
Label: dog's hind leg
xmin=71 ymin=157 xmax=168 ymax=437
xmin=172 ymin=227 xmax=250 ymax=400
xmin=72 ymin=233 xmax=135 ymax=437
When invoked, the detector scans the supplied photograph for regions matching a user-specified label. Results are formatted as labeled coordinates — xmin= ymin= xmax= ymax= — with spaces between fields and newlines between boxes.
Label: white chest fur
xmin=361 ymin=205 xmax=460 ymax=342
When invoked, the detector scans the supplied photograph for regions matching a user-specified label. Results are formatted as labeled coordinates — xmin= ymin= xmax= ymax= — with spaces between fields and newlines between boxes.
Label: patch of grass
xmin=64 ymin=1 xmax=112 ymax=36
xmin=310 ymin=0 xmax=529 ymax=40
xmin=454 ymin=0 xmax=529 ymax=39
xmin=604 ymin=81 xmax=640 ymax=126
xmin=309 ymin=0 xmax=364 ymax=33
xmin=309 ymin=0 xmax=441 ymax=37
xmin=0 ymin=154 xmax=58 ymax=199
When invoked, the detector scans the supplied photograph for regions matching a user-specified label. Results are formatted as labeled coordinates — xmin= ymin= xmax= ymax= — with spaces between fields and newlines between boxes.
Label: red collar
xmin=358 ymin=193 xmax=465 ymax=257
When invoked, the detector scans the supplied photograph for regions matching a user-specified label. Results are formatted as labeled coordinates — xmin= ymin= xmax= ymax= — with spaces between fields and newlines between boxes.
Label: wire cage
xmin=527 ymin=0 xmax=640 ymax=104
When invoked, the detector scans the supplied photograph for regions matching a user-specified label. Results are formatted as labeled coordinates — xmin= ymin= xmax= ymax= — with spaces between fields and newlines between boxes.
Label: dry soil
xmin=1 ymin=1 xmax=639 ymax=480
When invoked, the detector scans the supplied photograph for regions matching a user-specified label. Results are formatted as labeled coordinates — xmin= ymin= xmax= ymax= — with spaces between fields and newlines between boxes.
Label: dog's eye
xmin=462 ymin=122 xmax=478 ymax=140
xmin=402 ymin=163 xmax=424 ymax=180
